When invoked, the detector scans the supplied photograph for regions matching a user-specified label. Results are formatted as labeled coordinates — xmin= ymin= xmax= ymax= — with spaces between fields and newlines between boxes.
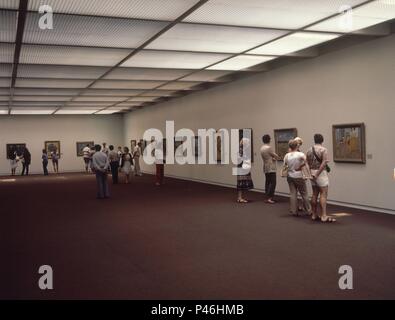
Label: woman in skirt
xmin=237 ymin=138 xmax=254 ymax=203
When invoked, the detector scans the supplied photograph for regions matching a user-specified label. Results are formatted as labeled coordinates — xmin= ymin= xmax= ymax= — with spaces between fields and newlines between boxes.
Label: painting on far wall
xmin=76 ymin=141 xmax=94 ymax=157
xmin=139 ymin=139 xmax=147 ymax=155
xmin=6 ymin=143 xmax=26 ymax=159
xmin=239 ymin=128 xmax=254 ymax=163
xmin=274 ymin=128 xmax=297 ymax=160
xmin=332 ymin=123 xmax=366 ymax=163
xmin=44 ymin=141 xmax=60 ymax=159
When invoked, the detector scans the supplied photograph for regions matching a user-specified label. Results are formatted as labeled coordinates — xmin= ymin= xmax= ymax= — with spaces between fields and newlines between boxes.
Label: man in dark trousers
xmin=108 ymin=145 xmax=120 ymax=184
xmin=21 ymin=147 xmax=31 ymax=176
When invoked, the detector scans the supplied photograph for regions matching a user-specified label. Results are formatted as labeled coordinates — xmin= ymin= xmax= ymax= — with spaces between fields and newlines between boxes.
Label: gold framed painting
xmin=332 ymin=123 xmax=366 ymax=163
xmin=44 ymin=141 xmax=61 ymax=159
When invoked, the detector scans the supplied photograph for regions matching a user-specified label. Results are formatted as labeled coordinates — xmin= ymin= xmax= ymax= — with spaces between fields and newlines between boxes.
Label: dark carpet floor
xmin=0 ymin=173 xmax=394 ymax=300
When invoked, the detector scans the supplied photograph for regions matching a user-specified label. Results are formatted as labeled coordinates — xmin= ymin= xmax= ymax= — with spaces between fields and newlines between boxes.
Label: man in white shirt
xmin=260 ymin=134 xmax=280 ymax=204
xmin=92 ymin=144 xmax=110 ymax=199
xmin=82 ymin=145 xmax=91 ymax=173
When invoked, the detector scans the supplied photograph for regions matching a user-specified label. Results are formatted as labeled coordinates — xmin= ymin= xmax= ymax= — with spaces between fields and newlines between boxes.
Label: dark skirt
xmin=237 ymin=173 xmax=254 ymax=191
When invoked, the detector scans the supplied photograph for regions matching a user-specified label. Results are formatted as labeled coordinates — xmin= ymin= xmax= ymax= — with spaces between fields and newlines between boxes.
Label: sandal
xmin=237 ymin=199 xmax=249 ymax=203
xmin=321 ymin=216 xmax=336 ymax=223
xmin=311 ymin=216 xmax=320 ymax=221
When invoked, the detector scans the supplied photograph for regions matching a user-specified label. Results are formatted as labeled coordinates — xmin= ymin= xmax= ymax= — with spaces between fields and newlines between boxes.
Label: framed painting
xmin=174 ymin=137 xmax=185 ymax=157
xmin=44 ymin=141 xmax=61 ymax=159
xmin=274 ymin=128 xmax=297 ymax=160
xmin=6 ymin=143 xmax=26 ymax=159
xmin=239 ymin=128 xmax=254 ymax=162
xmin=332 ymin=123 xmax=366 ymax=163
xmin=76 ymin=141 xmax=94 ymax=157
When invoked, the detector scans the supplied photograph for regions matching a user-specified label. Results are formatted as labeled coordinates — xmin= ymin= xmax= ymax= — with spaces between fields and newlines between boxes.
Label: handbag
xmin=281 ymin=164 xmax=289 ymax=178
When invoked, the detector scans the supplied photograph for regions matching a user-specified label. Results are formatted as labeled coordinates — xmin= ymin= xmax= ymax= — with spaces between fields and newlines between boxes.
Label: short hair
xmin=288 ymin=139 xmax=298 ymax=151
xmin=262 ymin=134 xmax=271 ymax=144
xmin=314 ymin=134 xmax=324 ymax=144
xmin=109 ymin=145 xmax=114 ymax=150
xmin=137 ymin=142 xmax=142 ymax=147
xmin=42 ymin=149 xmax=47 ymax=153
xmin=124 ymin=146 xmax=129 ymax=153
xmin=95 ymin=144 xmax=101 ymax=152
xmin=294 ymin=137 xmax=303 ymax=146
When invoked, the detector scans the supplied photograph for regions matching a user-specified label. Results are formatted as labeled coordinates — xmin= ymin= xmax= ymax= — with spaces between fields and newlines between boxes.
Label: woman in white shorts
xmin=306 ymin=134 xmax=336 ymax=223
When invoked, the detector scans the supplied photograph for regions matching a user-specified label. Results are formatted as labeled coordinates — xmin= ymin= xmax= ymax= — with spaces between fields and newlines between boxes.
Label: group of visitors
xmin=237 ymin=133 xmax=335 ymax=223
xmin=41 ymin=149 xmax=60 ymax=175
xmin=87 ymin=142 xmax=143 ymax=199
xmin=8 ymin=146 xmax=32 ymax=176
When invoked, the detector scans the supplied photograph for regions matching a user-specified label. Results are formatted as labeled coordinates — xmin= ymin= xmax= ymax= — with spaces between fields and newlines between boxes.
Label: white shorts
xmin=311 ymin=169 xmax=329 ymax=188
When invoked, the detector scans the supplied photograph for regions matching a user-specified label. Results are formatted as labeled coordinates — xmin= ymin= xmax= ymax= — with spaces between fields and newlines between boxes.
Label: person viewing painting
xmin=121 ymin=147 xmax=133 ymax=184
xmin=133 ymin=142 xmax=143 ymax=176
xmin=91 ymin=144 xmax=110 ymax=199
xmin=236 ymin=138 xmax=254 ymax=203
xmin=260 ymin=134 xmax=280 ymax=204
xmin=82 ymin=144 xmax=91 ymax=173
xmin=42 ymin=149 xmax=49 ymax=176
xmin=306 ymin=134 xmax=336 ymax=223
xmin=21 ymin=147 xmax=31 ymax=176
xmin=9 ymin=147 xmax=18 ymax=176
xmin=51 ymin=149 xmax=59 ymax=173
xmin=108 ymin=145 xmax=120 ymax=184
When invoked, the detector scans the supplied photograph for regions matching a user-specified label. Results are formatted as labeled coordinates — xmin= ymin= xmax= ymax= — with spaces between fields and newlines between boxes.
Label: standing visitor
xmin=121 ymin=147 xmax=133 ymax=184
xmin=9 ymin=148 xmax=18 ymax=176
xmin=260 ymin=134 xmax=280 ymax=204
xmin=51 ymin=150 xmax=59 ymax=173
xmin=133 ymin=142 xmax=143 ymax=176
xmin=306 ymin=134 xmax=336 ymax=223
xmin=236 ymin=138 xmax=254 ymax=203
xmin=108 ymin=145 xmax=120 ymax=184
xmin=42 ymin=149 xmax=49 ymax=176
xmin=91 ymin=144 xmax=110 ymax=199
xmin=102 ymin=142 xmax=109 ymax=155
xmin=283 ymin=140 xmax=312 ymax=216
xmin=21 ymin=147 xmax=31 ymax=176
xmin=82 ymin=144 xmax=91 ymax=173
xmin=154 ymin=140 xmax=164 ymax=186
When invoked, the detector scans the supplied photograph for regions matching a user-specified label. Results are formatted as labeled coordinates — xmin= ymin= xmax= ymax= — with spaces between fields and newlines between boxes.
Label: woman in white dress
xmin=9 ymin=150 xmax=18 ymax=176
xmin=121 ymin=147 xmax=133 ymax=184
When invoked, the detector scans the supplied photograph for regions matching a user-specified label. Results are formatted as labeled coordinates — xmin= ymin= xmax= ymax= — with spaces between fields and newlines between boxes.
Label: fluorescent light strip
xmin=208 ymin=55 xmax=276 ymax=71
xmin=95 ymin=109 xmax=124 ymax=114
xmin=11 ymin=109 xmax=56 ymax=115
xmin=248 ymin=32 xmax=340 ymax=55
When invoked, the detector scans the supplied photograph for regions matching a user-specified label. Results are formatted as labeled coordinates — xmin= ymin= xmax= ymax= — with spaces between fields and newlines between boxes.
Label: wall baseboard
xmin=152 ymin=171 xmax=395 ymax=216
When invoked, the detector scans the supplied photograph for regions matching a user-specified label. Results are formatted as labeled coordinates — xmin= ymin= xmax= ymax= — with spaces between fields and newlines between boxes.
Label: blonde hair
xmin=294 ymin=137 xmax=303 ymax=146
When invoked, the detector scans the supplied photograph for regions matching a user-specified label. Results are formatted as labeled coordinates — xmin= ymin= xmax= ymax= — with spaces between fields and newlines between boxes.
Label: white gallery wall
xmin=124 ymin=33 xmax=395 ymax=213
xmin=0 ymin=115 xmax=123 ymax=175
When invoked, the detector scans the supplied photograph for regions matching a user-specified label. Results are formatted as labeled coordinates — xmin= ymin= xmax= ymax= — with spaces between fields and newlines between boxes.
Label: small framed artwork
xmin=239 ymin=128 xmax=254 ymax=162
xmin=131 ymin=139 xmax=137 ymax=151
xmin=76 ymin=141 xmax=94 ymax=157
xmin=332 ymin=123 xmax=366 ymax=163
xmin=274 ymin=128 xmax=297 ymax=160
xmin=6 ymin=143 xmax=26 ymax=159
xmin=45 ymin=141 xmax=61 ymax=159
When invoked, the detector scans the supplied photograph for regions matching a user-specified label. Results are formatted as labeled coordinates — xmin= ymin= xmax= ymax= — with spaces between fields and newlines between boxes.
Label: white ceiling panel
xmin=56 ymin=108 xmax=100 ymax=114
xmin=0 ymin=88 xmax=10 ymax=95
xmin=181 ymin=70 xmax=232 ymax=82
xmin=20 ymin=45 xmax=130 ymax=67
xmin=65 ymin=102 xmax=114 ymax=107
xmin=0 ymin=10 xmax=17 ymax=42
xmin=12 ymin=101 xmax=62 ymax=106
xmin=17 ymin=65 xmax=109 ymax=79
xmin=159 ymin=81 xmax=202 ymax=90
xmin=0 ymin=64 xmax=12 ymax=77
xmin=0 ymin=43 xmax=14 ymax=63
xmin=24 ymin=13 xmax=167 ymax=48
xmin=14 ymin=88 xmax=80 ymax=95
xmin=15 ymin=78 xmax=92 ymax=88
xmin=81 ymin=89 xmax=143 ymax=96
xmin=96 ymin=108 xmax=127 ymax=114
xmin=13 ymin=95 xmax=72 ymax=102
xmin=91 ymin=80 xmax=164 ymax=90
xmin=208 ymin=55 xmax=276 ymax=70
xmin=121 ymin=50 xmax=231 ymax=69
xmin=115 ymin=102 xmax=144 ymax=107
xmin=105 ymin=68 xmax=192 ymax=81
xmin=184 ymin=0 xmax=367 ymax=29
xmin=73 ymin=96 xmax=129 ymax=102
xmin=0 ymin=108 xmax=9 ymax=114
xmin=146 ymin=23 xmax=287 ymax=53
xmin=141 ymin=90 xmax=176 ymax=97
xmin=307 ymin=0 xmax=395 ymax=33
xmin=128 ymin=97 xmax=159 ymax=102
xmin=0 ymin=95 xmax=10 ymax=101
xmin=0 ymin=78 xmax=10 ymax=87
xmin=11 ymin=108 xmax=57 ymax=115
xmin=0 ymin=0 xmax=19 ymax=9
xmin=248 ymin=32 xmax=340 ymax=55
xmin=28 ymin=0 xmax=200 ymax=20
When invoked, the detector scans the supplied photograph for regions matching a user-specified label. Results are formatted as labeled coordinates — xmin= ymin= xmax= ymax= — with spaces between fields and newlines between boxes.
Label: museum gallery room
xmin=0 ymin=0 xmax=394 ymax=301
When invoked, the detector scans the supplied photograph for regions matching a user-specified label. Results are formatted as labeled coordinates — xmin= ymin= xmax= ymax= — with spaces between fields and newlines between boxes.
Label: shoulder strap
xmin=312 ymin=147 xmax=322 ymax=163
